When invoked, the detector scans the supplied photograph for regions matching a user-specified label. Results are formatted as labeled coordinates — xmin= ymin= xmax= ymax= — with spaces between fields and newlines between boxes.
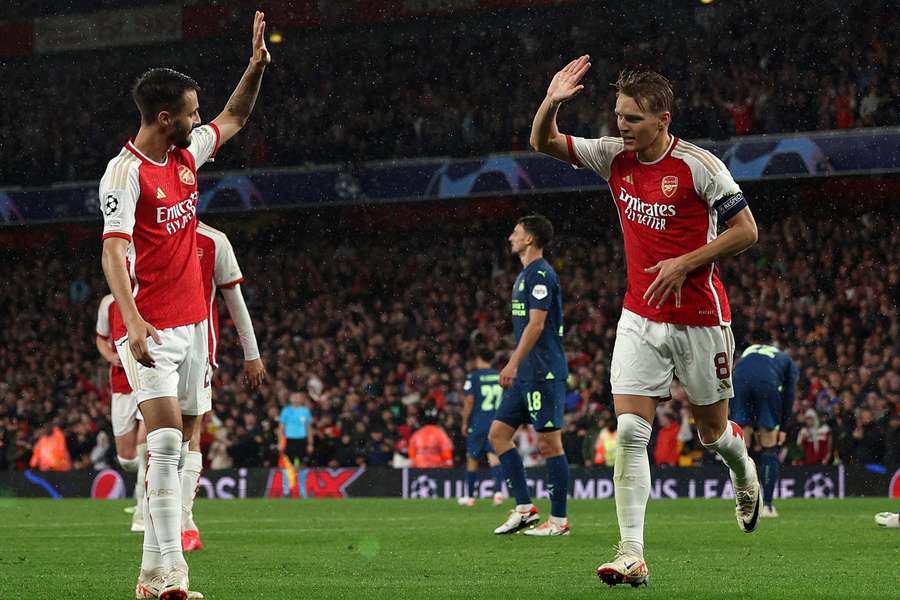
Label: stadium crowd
xmin=1 ymin=206 xmax=897 ymax=473
xmin=1 ymin=1 xmax=899 ymax=187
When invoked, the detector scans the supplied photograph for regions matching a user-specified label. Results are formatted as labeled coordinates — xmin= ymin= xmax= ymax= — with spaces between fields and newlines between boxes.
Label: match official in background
xmin=278 ymin=392 xmax=314 ymax=468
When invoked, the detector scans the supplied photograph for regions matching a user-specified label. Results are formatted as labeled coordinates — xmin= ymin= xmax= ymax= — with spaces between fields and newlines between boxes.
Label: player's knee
xmin=117 ymin=455 xmax=140 ymax=472
xmin=488 ymin=424 xmax=509 ymax=449
xmin=617 ymin=413 xmax=652 ymax=447
xmin=537 ymin=435 xmax=563 ymax=457
xmin=146 ymin=427 xmax=183 ymax=464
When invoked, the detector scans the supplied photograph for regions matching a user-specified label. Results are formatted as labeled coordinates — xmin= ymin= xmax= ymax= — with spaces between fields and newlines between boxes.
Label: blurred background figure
xmin=409 ymin=404 xmax=454 ymax=469
xmin=278 ymin=392 xmax=314 ymax=469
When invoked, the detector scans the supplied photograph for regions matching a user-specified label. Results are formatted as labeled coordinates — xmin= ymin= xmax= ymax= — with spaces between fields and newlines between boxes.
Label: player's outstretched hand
xmin=243 ymin=357 xmax=268 ymax=389
xmin=251 ymin=11 xmax=271 ymax=66
xmin=127 ymin=319 xmax=161 ymax=368
xmin=643 ymin=257 xmax=689 ymax=309
xmin=546 ymin=55 xmax=591 ymax=104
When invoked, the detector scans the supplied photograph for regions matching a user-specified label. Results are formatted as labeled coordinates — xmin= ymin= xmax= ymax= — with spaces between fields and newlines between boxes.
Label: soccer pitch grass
xmin=1 ymin=498 xmax=896 ymax=599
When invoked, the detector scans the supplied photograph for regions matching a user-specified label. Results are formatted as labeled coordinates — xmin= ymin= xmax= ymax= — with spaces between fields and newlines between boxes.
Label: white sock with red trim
xmin=703 ymin=421 xmax=752 ymax=487
xmin=181 ymin=451 xmax=203 ymax=532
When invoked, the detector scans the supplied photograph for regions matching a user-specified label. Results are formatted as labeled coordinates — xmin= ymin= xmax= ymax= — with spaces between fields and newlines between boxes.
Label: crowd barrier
xmin=2 ymin=465 xmax=897 ymax=500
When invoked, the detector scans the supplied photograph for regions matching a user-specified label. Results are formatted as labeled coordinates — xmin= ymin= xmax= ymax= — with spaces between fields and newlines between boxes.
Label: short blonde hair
xmin=614 ymin=70 xmax=674 ymax=114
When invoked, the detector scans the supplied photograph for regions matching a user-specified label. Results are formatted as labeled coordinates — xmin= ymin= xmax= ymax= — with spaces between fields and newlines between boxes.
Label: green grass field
xmin=0 ymin=497 xmax=896 ymax=599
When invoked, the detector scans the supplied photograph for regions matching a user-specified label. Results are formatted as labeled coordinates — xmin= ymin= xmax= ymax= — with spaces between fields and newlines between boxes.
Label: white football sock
xmin=179 ymin=441 xmax=189 ymax=472
xmin=135 ymin=443 xmax=147 ymax=517
xmin=614 ymin=413 xmax=652 ymax=558
xmin=181 ymin=451 xmax=203 ymax=532
xmin=146 ymin=428 xmax=187 ymax=572
xmin=118 ymin=454 xmax=140 ymax=472
xmin=703 ymin=421 xmax=752 ymax=487
xmin=140 ymin=456 xmax=162 ymax=573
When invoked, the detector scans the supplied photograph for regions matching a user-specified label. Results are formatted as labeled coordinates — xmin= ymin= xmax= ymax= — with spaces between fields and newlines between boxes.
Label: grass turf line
xmin=0 ymin=497 xmax=895 ymax=599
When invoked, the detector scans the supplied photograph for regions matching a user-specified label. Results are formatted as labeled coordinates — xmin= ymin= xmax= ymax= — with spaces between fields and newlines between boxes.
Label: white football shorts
xmin=115 ymin=320 xmax=211 ymax=416
xmin=110 ymin=392 xmax=143 ymax=437
xmin=610 ymin=308 xmax=735 ymax=406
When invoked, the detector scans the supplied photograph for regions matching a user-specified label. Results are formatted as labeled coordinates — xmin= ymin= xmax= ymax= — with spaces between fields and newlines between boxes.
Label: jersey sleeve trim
xmin=102 ymin=232 xmax=132 ymax=242
xmin=125 ymin=140 xmax=167 ymax=167
xmin=208 ymin=121 xmax=221 ymax=160
xmin=218 ymin=277 xmax=244 ymax=289
xmin=565 ymin=135 xmax=583 ymax=167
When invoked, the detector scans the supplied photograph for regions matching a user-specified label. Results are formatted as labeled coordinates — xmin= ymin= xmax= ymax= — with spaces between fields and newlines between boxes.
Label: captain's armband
xmin=713 ymin=192 xmax=748 ymax=222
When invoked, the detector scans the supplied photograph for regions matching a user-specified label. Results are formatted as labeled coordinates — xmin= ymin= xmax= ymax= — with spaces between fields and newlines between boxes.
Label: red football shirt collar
xmin=637 ymin=134 xmax=677 ymax=166
xmin=125 ymin=139 xmax=169 ymax=167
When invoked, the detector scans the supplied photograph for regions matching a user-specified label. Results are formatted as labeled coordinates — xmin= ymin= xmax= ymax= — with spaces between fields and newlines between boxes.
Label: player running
xmin=458 ymin=347 xmax=507 ymax=507
xmin=181 ymin=221 xmax=266 ymax=552
xmin=530 ymin=57 xmax=760 ymax=585
xmin=490 ymin=215 xmax=571 ymax=537
xmin=99 ymin=11 xmax=270 ymax=599
xmin=96 ymin=293 xmax=147 ymax=532
xmin=731 ymin=343 xmax=798 ymax=518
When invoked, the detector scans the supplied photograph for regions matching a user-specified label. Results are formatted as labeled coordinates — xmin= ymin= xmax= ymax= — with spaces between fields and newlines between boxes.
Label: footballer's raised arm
xmin=530 ymin=55 xmax=591 ymax=162
xmin=211 ymin=11 xmax=271 ymax=145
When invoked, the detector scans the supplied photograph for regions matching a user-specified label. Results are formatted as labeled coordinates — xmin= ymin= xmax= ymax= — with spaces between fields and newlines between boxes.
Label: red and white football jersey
xmin=196 ymin=222 xmax=244 ymax=367
xmin=99 ymin=124 xmax=221 ymax=335
xmin=567 ymin=134 xmax=742 ymax=326
xmin=96 ymin=294 xmax=133 ymax=394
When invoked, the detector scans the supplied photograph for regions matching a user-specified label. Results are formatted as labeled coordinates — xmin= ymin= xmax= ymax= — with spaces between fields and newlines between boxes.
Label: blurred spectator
xmin=408 ymin=405 xmax=454 ymax=468
xmin=29 ymin=425 xmax=72 ymax=472
xmin=653 ymin=412 xmax=681 ymax=467
xmin=90 ymin=431 xmax=112 ymax=471
xmin=852 ymin=408 xmax=885 ymax=465
xmin=587 ymin=417 xmax=617 ymax=467
xmin=208 ymin=438 xmax=234 ymax=470
xmin=795 ymin=409 xmax=832 ymax=465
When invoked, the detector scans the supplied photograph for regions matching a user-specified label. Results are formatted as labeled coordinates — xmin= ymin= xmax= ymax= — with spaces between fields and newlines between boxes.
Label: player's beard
xmin=173 ymin=120 xmax=193 ymax=149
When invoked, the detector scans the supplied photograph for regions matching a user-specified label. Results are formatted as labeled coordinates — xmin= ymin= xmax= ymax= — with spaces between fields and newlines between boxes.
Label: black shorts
xmin=285 ymin=438 xmax=310 ymax=464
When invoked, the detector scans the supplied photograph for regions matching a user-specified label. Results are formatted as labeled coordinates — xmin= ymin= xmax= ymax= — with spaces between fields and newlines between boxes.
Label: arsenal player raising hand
xmin=530 ymin=58 xmax=760 ymax=588
xmin=99 ymin=11 xmax=270 ymax=600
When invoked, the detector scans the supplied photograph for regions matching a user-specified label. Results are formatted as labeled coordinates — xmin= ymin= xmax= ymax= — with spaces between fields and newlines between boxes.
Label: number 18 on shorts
xmin=495 ymin=379 xmax=566 ymax=432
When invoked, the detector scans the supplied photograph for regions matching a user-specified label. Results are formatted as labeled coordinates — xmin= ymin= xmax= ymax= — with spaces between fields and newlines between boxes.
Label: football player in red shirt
xmin=96 ymin=294 xmax=147 ymax=533
xmin=530 ymin=56 xmax=760 ymax=587
xmin=99 ymin=11 xmax=270 ymax=600
xmin=180 ymin=221 xmax=267 ymax=552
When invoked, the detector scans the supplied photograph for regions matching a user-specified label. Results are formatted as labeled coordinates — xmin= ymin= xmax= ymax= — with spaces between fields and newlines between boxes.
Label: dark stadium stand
xmin=0 ymin=0 xmax=898 ymax=187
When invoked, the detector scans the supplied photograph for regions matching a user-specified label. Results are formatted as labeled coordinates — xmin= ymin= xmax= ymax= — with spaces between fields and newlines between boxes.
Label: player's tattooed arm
xmin=213 ymin=11 xmax=271 ymax=144
xmin=644 ymin=207 xmax=758 ymax=308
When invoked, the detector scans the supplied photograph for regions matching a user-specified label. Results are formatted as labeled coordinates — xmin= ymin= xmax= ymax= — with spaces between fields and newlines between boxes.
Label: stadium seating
xmin=1 ymin=1 xmax=898 ymax=187
xmin=1 ymin=206 xmax=896 ymax=471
